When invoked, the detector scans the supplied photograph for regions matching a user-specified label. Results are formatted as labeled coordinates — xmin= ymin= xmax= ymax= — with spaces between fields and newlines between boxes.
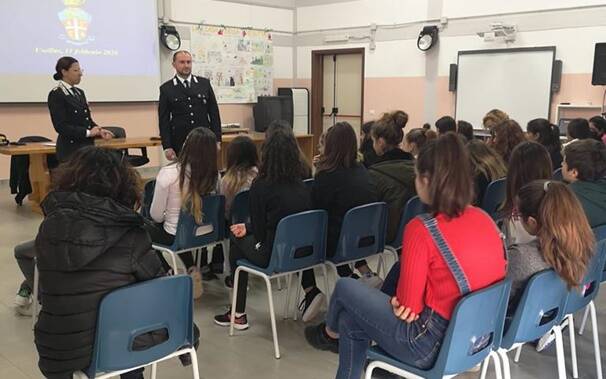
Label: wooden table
xmin=0 ymin=137 xmax=162 ymax=213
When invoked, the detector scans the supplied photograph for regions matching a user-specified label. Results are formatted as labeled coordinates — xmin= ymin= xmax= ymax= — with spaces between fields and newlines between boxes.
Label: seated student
xmin=502 ymin=142 xmax=553 ymax=246
xmin=145 ymin=127 xmax=221 ymax=296
xmin=368 ymin=111 xmax=416 ymax=243
xmin=467 ymin=140 xmax=507 ymax=205
xmin=435 ymin=115 xmax=456 ymax=135
xmin=589 ymin=115 xmax=606 ymax=144
xmin=403 ymin=127 xmax=437 ymax=159
xmin=563 ymin=118 xmax=594 ymax=148
xmin=265 ymin=119 xmax=312 ymax=179
xmin=457 ymin=120 xmax=474 ymax=142
xmin=359 ymin=121 xmax=379 ymax=168
xmin=506 ymin=180 xmax=594 ymax=314
xmin=33 ymin=147 xmax=168 ymax=379
xmin=482 ymin=108 xmax=509 ymax=130
xmin=214 ymin=129 xmax=312 ymax=330
xmin=562 ymin=139 xmax=606 ymax=227
xmin=488 ymin=119 xmax=526 ymax=164
xmin=304 ymin=133 xmax=506 ymax=378
xmin=527 ymin=118 xmax=563 ymax=168
xmin=299 ymin=122 xmax=379 ymax=321
xmin=13 ymin=240 xmax=36 ymax=316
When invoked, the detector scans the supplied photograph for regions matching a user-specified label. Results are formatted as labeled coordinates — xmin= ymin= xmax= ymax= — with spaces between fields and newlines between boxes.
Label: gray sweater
xmin=506 ymin=239 xmax=551 ymax=313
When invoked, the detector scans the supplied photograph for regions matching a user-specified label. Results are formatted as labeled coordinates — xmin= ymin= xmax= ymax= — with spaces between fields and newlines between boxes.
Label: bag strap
xmin=417 ymin=213 xmax=471 ymax=295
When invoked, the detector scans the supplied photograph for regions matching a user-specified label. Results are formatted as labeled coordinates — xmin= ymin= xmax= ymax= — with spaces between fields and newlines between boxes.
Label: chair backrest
xmin=481 ymin=178 xmax=506 ymax=220
xmin=303 ymin=178 xmax=314 ymax=189
xmin=266 ymin=210 xmax=328 ymax=273
xmin=552 ymin=167 xmax=563 ymax=181
xmin=229 ymin=190 xmax=250 ymax=225
xmin=433 ymin=279 xmax=511 ymax=375
xmin=172 ymin=195 xmax=225 ymax=251
xmin=388 ymin=196 xmax=426 ymax=248
xmin=331 ymin=202 xmax=388 ymax=264
xmin=103 ymin=126 xmax=127 ymax=138
xmin=140 ymin=180 xmax=156 ymax=219
xmin=565 ymin=237 xmax=606 ymax=314
xmin=501 ymin=270 xmax=568 ymax=349
xmin=87 ymin=276 xmax=194 ymax=378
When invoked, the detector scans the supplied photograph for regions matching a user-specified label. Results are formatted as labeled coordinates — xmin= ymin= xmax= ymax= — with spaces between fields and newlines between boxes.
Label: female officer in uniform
xmin=48 ymin=56 xmax=113 ymax=162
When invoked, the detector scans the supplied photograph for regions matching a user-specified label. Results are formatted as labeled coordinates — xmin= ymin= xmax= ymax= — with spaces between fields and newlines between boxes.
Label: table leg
xmin=28 ymin=154 xmax=50 ymax=214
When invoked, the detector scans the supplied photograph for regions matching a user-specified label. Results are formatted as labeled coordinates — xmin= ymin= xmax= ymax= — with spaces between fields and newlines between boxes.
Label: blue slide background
xmin=0 ymin=0 xmax=159 ymax=76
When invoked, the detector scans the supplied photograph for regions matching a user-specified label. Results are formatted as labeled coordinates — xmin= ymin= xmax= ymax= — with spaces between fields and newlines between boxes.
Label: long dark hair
xmin=489 ymin=119 xmax=526 ymax=163
xmin=416 ymin=132 xmax=474 ymax=218
xmin=51 ymin=146 xmax=141 ymax=209
xmin=517 ymin=180 xmax=594 ymax=289
xmin=265 ymin=120 xmax=312 ymax=178
xmin=53 ymin=56 xmax=78 ymax=81
xmin=223 ymin=135 xmax=258 ymax=197
xmin=457 ymin=120 xmax=474 ymax=141
xmin=177 ymin=128 xmax=218 ymax=223
xmin=503 ymin=141 xmax=552 ymax=214
xmin=316 ymin=122 xmax=358 ymax=173
xmin=567 ymin=118 xmax=593 ymax=140
xmin=527 ymin=118 xmax=561 ymax=154
xmin=258 ymin=129 xmax=305 ymax=183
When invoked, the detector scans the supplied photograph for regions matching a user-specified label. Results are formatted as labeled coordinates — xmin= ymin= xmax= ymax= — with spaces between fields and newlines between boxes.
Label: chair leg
xmin=568 ymin=314 xmax=579 ymax=379
xmin=293 ymin=271 xmax=303 ymax=321
xmin=479 ymin=354 xmax=490 ymax=379
xmin=579 ymin=306 xmax=590 ymax=335
xmin=321 ymin=265 xmax=330 ymax=309
xmin=589 ymin=301 xmax=603 ymax=379
xmin=190 ymin=349 xmax=200 ymax=379
xmin=492 ymin=350 xmax=504 ymax=379
xmin=262 ymin=275 xmax=281 ymax=359
xmin=229 ymin=267 xmax=242 ymax=337
xmin=553 ymin=325 xmax=567 ymax=379
xmin=32 ymin=263 xmax=39 ymax=330
xmin=497 ymin=349 xmax=509 ymax=379
xmin=513 ymin=344 xmax=522 ymax=363
xmin=150 ymin=362 xmax=157 ymax=379
xmin=276 ymin=276 xmax=283 ymax=291
xmin=376 ymin=255 xmax=384 ymax=278
xmin=283 ymin=274 xmax=293 ymax=320
xmin=364 ymin=361 xmax=377 ymax=379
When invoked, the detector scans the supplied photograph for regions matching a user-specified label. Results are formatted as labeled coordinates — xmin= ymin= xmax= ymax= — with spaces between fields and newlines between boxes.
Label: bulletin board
xmin=190 ymin=25 xmax=274 ymax=104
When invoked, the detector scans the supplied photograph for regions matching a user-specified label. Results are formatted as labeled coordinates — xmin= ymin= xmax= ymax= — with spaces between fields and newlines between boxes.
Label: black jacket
xmin=47 ymin=84 xmax=97 ymax=162
xmin=311 ymin=164 xmax=377 ymax=256
xmin=34 ymin=191 xmax=165 ymax=379
xmin=158 ymin=75 xmax=222 ymax=153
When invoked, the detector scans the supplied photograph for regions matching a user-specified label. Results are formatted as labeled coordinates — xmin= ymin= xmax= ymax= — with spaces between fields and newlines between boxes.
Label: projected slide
xmin=0 ymin=0 xmax=161 ymax=102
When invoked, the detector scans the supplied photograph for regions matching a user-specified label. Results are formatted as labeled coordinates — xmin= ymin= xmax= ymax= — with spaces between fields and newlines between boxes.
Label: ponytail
xmin=517 ymin=180 xmax=595 ymax=289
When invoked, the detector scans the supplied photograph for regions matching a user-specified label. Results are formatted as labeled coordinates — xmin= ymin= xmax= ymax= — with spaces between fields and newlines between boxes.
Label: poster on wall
xmin=190 ymin=25 xmax=273 ymax=104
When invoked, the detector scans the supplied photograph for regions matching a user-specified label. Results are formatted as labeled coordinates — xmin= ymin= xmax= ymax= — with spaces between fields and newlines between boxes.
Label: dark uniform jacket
xmin=34 ymin=191 xmax=165 ymax=379
xmin=47 ymin=82 xmax=97 ymax=162
xmin=158 ymin=75 xmax=222 ymax=153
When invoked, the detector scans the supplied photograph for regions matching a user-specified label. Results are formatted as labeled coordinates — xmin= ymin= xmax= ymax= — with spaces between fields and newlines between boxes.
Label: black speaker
xmin=448 ymin=64 xmax=457 ymax=92
xmin=552 ymin=59 xmax=562 ymax=92
xmin=253 ymin=96 xmax=293 ymax=132
xmin=592 ymin=43 xmax=606 ymax=85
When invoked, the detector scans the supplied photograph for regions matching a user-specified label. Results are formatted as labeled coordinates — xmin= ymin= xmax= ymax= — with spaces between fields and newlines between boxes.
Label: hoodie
xmin=34 ymin=191 xmax=164 ymax=379
xmin=569 ymin=178 xmax=606 ymax=228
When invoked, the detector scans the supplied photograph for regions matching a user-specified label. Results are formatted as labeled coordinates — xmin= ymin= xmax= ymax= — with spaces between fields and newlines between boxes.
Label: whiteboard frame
xmin=454 ymin=46 xmax=557 ymax=126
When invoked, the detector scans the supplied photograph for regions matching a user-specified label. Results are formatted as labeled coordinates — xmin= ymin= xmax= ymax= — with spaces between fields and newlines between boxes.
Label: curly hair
xmin=258 ymin=128 xmax=305 ymax=183
xmin=51 ymin=146 xmax=142 ymax=208
xmin=489 ymin=119 xmax=526 ymax=163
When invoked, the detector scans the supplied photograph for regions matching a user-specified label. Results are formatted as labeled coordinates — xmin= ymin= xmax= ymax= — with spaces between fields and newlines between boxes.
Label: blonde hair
xmin=483 ymin=109 xmax=509 ymax=130
xmin=517 ymin=180 xmax=595 ymax=289
xmin=467 ymin=140 xmax=507 ymax=182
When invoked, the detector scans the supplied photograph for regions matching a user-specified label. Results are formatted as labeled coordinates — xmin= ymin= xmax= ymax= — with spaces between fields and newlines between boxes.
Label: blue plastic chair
xmin=140 ymin=180 xmax=156 ymax=219
xmin=384 ymin=196 xmax=426 ymax=260
xmin=365 ymin=279 xmax=512 ymax=379
xmin=326 ymin=202 xmax=387 ymax=290
xmin=481 ymin=178 xmax=506 ymax=221
xmin=571 ymin=225 xmax=606 ymax=379
xmin=229 ymin=210 xmax=328 ymax=359
xmin=496 ymin=270 xmax=569 ymax=379
xmin=79 ymin=276 xmax=198 ymax=379
xmin=229 ymin=190 xmax=250 ymax=225
xmin=553 ymin=167 xmax=563 ymax=181
xmin=153 ymin=195 xmax=227 ymax=272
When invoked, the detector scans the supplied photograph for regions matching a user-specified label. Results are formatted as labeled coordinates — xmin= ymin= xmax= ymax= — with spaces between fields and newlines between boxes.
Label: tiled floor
xmin=0 ymin=190 xmax=604 ymax=378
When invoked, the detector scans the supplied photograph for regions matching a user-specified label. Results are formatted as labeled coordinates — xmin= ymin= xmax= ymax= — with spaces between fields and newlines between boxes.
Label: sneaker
xmin=15 ymin=303 xmax=33 ymax=317
xmin=359 ymin=272 xmax=384 ymax=289
xmin=214 ymin=309 xmax=249 ymax=330
xmin=536 ymin=329 xmax=557 ymax=353
xmin=299 ymin=287 xmax=325 ymax=323
xmin=15 ymin=288 xmax=32 ymax=307
xmin=188 ymin=267 xmax=203 ymax=300
xmin=304 ymin=322 xmax=339 ymax=353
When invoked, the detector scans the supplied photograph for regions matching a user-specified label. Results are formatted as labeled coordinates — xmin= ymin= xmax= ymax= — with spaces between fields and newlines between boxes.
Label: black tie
xmin=71 ymin=87 xmax=81 ymax=101
xmin=184 ymin=80 xmax=190 ymax=89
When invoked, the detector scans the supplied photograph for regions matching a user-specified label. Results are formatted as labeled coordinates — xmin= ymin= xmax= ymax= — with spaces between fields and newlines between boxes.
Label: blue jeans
xmin=326 ymin=278 xmax=448 ymax=379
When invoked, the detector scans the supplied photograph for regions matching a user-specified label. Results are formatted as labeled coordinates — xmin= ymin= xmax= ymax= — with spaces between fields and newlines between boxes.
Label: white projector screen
xmin=455 ymin=47 xmax=555 ymax=130
xmin=0 ymin=0 xmax=161 ymax=103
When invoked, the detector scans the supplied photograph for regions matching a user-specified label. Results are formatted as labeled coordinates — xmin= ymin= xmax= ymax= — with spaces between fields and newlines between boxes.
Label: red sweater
xmin=396 ymin=207 xmax=506 ymax=320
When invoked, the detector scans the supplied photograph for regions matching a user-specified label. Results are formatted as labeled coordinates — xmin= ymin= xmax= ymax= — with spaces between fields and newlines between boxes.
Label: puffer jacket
xmin=368 ymin=149 xmax=416 ymax=243
xmin=569 ymin=178 xmax=606 ymax=228
xmin=34 ymin=191 xmax=165 ymax=379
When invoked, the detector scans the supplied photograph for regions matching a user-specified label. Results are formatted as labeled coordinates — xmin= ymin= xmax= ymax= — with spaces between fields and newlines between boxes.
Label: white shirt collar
xmin=59 ymin=80 xmax=77 ymax=93
xmin=175 ymin=74 xmax=193 ymax=85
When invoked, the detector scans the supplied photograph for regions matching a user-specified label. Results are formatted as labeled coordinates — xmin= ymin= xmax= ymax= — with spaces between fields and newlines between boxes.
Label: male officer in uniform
xmin=158 ymin=50 xmax=222 ymax=161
